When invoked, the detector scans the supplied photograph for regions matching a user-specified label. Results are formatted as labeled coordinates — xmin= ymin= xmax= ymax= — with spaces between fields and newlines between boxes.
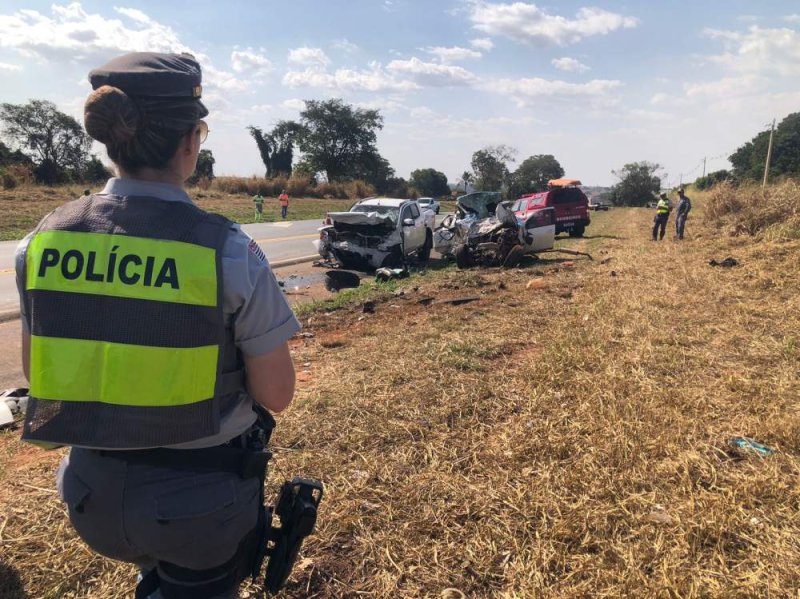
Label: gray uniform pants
xmin=57 ymin=448 xmax=261 ymax=598
xmin=676 ymin=213 xmax=687 ymax=239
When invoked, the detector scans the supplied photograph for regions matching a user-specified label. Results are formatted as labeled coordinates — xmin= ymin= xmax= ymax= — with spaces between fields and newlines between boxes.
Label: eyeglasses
xmin=196 ymin=120 xmax=209 ymax=144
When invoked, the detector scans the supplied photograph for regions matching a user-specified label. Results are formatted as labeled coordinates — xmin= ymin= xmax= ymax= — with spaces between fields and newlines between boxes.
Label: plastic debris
xmin=325 ymin=270 xmax=361 ymax=292
xmin=709 ymin=257 xmax=738 ymax=268
xmin=375 ymin=267 xmax=409 ymax=283
xmin=729 ymin=437 xmax=775 ymax=456
xmin=0 ymin=401 xmax=13 ymax=428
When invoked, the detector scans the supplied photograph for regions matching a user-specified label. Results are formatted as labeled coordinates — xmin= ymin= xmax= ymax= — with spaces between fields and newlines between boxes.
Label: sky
xmin=1 ymin=1 xmax=799 ymax=187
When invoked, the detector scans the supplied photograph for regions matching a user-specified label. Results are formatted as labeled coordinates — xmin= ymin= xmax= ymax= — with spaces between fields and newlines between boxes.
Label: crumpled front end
xmin=320 ymin=212 xmax=402 ymax=270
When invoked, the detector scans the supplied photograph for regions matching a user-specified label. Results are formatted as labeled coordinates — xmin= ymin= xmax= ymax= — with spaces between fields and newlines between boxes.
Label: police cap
xmin=89 ymin=52 xmax=207 ymax=115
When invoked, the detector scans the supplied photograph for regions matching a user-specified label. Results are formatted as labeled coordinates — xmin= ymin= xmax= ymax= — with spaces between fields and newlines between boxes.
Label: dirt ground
xmin=3 ymin=205 xmax=800 ymax=598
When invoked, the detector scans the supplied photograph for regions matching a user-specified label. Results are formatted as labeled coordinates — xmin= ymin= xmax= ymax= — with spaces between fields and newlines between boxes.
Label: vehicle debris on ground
xmin=709 ymin=257 xmax=739 ymax=268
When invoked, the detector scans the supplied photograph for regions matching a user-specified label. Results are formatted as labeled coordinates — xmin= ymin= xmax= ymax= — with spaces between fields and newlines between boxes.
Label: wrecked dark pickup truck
xmin=434 ymin=191 xmax=556 ymax=268
xmin=315 ymin=198 xmax=435 ymax=270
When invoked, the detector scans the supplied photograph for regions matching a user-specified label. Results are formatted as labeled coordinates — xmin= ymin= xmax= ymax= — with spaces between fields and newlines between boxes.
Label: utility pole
xmin=762 ymin=118 xmax=776 ymax=189
xmin=679 ymin=173 xmax=683 ymax=188
xmin=702 ymin=157 xmax=707 ymax=178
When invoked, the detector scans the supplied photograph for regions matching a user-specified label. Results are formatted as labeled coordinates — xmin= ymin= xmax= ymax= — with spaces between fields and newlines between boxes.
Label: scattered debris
xmin=298 ymin=332 xmax=315 ymax=339
xmin=432 ymin=296 xmax=480 ymax=306
xmin=303 ymin=362 xmax=312 ymax=368
xmin=610 ymin=271 xmax=617 ymax=277
xmin=0 ymin=401 xmax=14 ymax=428
xmin=375 ymin=267 xmax=409 ymax=283
xmin=418 ymin=298 xmax=434 ymax=306
xmin=526 ymin=278 xmax=549 ymax=291
xmin=362 ymin=301 xmax=376 ymax=314
xmin=729 ymin=437 xmax=775 ymax=456
xmin=709 ymin=257 xmax=738 ymax=268
xmin=497 ymin=281 xmax=507 ymax=290
xmin=1 ymin=388 xmax=29 ymax=420
xmin=562 ymin=261 xmax=575 ymax=268
xmin=325 ymin=269 xmax=361 ymax=292
xmin=599 ymin=257 xmax=612 ymax=265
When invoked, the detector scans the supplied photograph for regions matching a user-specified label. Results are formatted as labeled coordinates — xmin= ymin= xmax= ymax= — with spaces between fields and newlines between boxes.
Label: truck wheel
xmin=569 ymin=225 xmax=585 ymax=238
xmin=417 ymin=230 xmax=433 ymax=263
xmin=455 ymin=244 xmax=474 ymax=269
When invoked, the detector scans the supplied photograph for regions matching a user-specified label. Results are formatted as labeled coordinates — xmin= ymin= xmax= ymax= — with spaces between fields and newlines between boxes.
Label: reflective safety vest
xmin=656 ymin=199 xmax=670 ymax=214
xmin=22 ymin=194 xmax=244 ymax=449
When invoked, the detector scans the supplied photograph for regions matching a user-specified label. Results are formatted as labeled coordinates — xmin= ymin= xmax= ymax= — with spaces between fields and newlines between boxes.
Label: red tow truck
xmin=510 ymin=178 xmax=591 ymax=237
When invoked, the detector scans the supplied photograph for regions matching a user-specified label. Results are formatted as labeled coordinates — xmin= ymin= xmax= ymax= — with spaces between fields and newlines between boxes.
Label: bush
xmin=0 ymin=164 xmax=34 ymax=189
xmin=704 ymin=180 xmax=800 ymax=239
xmin=208 ymin=175 xmax=375 ymax=199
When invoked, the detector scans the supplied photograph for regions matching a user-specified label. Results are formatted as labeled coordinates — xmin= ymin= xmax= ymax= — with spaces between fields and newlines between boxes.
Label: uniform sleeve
xmin=14 ymin=233 xmax=33 ymax=332
xmin=221 ymin=226 xmax=301 ymax=357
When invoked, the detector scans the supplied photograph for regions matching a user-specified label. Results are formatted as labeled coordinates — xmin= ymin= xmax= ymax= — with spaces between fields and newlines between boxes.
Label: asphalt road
xmin=0 ymin=218 xmax=325 ymax=314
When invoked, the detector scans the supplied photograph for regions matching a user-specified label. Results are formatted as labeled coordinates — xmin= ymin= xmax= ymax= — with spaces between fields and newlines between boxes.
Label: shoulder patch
xmin=248 ymin=238 xmax=267 ymax=264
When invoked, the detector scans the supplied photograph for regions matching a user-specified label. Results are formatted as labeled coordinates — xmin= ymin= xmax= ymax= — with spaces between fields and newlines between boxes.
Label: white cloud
xmin=470 ymin=37 xmax=494 ymax=51
xmin=281 ymin=98 xmax=306 ymax=111
xmin=783 ymin=14 xmax=800 ymax=23
xmin=552 ymin=57 xmax=589 ymax=72
xmin=282 ymin=64 xmax=418 ymax=92
xmin=231 ymin=48 xmax=273 ymax=76
xmin=703 ymin=26 xmax=800 ymax=77
xmin=0 ymin=3 xmax=249 ymax=96
xmin=386 ymin=57 xmax=477 ymax=86
xmin=422 ymin=46 xmax=482 ymax=63
xmin=490 ymin=76 xmax=621 ymax=105
xmin=684 ymin=76 xmax=762 ymax=98
xmin=288 ymin=46 xmax=330 ymax=67
xmin=0 ymin=61 xmax=22 ymax=72
xmin=469 ymin=2 xmax=639 ymax=46
xmin=331 ymin=38 xmax=359 ymax=53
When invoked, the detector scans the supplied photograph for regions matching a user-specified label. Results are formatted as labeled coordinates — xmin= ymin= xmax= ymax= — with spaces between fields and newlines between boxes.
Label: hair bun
xmin=84 ymin=85 xmax=140 ymax=145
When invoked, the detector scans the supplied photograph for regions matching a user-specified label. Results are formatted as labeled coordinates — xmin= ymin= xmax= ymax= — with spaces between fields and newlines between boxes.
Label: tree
xmin=460 ymin=171 xmax=473 ymax=193
xmin=409 ymin=168 xmax=450 ymax=197
xmin=694 ymin=169 xmax=730 ymax=190
xmin=470 ymin=145 xmax=516 ymax=192
xmin=609 ymin=161 xmax=662 ymax=206
xmin=0 ymin=140 xmax=32 ymax=167
xmin=248 ymin=120 xmax=301 ymax=178
xmin=0 ymin=100 xmax=91 ymax=184
xmin=507 ymin=154 xmax=565 ymax=199
xmin=84 ymin=155 xmax=112 ymax=182
xmin=730 ymin=112 xmax=800 ymax=182
xmin=188 ymin=149 xmax=215 ymax=186
xmin=296 ymin=98 xmax=383 ymax=181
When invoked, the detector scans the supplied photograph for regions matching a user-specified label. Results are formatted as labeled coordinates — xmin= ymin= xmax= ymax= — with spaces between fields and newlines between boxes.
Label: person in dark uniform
xmin=15 ymin=52 xmax=300 ymax=598
xmin=675 ymin=188 xmax=692 ymax=240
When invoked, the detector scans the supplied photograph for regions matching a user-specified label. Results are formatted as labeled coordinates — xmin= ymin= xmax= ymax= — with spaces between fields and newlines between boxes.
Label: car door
xmin=523 ymin=207 xmax=556 ymax=251
xmin=400 ymin=204 xmax=422 ymax=251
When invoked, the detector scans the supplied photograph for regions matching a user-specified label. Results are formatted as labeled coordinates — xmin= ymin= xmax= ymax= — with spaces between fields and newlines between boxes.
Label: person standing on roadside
xmin=652 ymin=193 xmax=670 ymax=241
xmin=675 ymin=188 xmax=692 ymax=240
xmin=279 ymin=189 xmax=289 ymax=219
xmin=15 ymin=51 xmax=301 ymax=598
xmin=253 ymin=192 xmax=264 ymax=221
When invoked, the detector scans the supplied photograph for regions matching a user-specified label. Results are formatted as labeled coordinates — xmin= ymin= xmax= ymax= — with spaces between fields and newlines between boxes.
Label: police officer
xmin=652 ymin=192 xmax=671 ymax=241
xmin=675 ymin=188 xmax=692 ymax=240
xmin=15 ymin=52 xmax=300 ymax=598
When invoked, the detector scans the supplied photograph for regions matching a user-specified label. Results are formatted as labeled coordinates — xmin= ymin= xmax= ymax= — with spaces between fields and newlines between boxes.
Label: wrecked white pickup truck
xmin=315 ymin=198 xmax=435 ymax=270
xmin=434 ymin=191 xmax=556 ymax=268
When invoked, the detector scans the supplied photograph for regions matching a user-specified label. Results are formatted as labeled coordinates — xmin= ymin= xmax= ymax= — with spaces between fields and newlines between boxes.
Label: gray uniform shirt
xmin=15 ymin=178 xmax=301 ymax=449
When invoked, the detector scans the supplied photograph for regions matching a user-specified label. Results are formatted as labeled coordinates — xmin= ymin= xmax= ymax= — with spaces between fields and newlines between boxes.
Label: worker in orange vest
xmin=279 ymin=189 xmax=289 ymax=219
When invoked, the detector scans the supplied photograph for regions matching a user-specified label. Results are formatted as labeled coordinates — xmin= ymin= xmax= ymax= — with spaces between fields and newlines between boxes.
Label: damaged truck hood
xmin=328 ymin=211 xmax=396 ymax=232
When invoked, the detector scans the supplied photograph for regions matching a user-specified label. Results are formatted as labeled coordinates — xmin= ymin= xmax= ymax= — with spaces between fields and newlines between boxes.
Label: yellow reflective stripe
xmin=26 ymin=231 xmax=217 ymax=307
xmin=30 ymin=335 xmax=218 ymax=407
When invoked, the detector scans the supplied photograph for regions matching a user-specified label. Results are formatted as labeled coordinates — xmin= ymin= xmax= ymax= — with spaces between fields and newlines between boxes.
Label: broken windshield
xmin=351 ymin=204 xmax=400 ymax=224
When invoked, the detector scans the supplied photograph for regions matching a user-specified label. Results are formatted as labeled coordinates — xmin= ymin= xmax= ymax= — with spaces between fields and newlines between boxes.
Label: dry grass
xmin=0 ymin=186 xmax=354 ymax=241
xmin=3 ymin=197 xmax=800 ymax=597
xmin=704 ymin=180 xmax=800 ymax=240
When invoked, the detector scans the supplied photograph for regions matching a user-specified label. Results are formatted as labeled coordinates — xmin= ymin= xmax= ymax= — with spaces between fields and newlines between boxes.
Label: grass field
xmin=2 ymin=190 xmax=800 ymax=598
xmin=0 ymin=186 xmax=355 ymax=241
